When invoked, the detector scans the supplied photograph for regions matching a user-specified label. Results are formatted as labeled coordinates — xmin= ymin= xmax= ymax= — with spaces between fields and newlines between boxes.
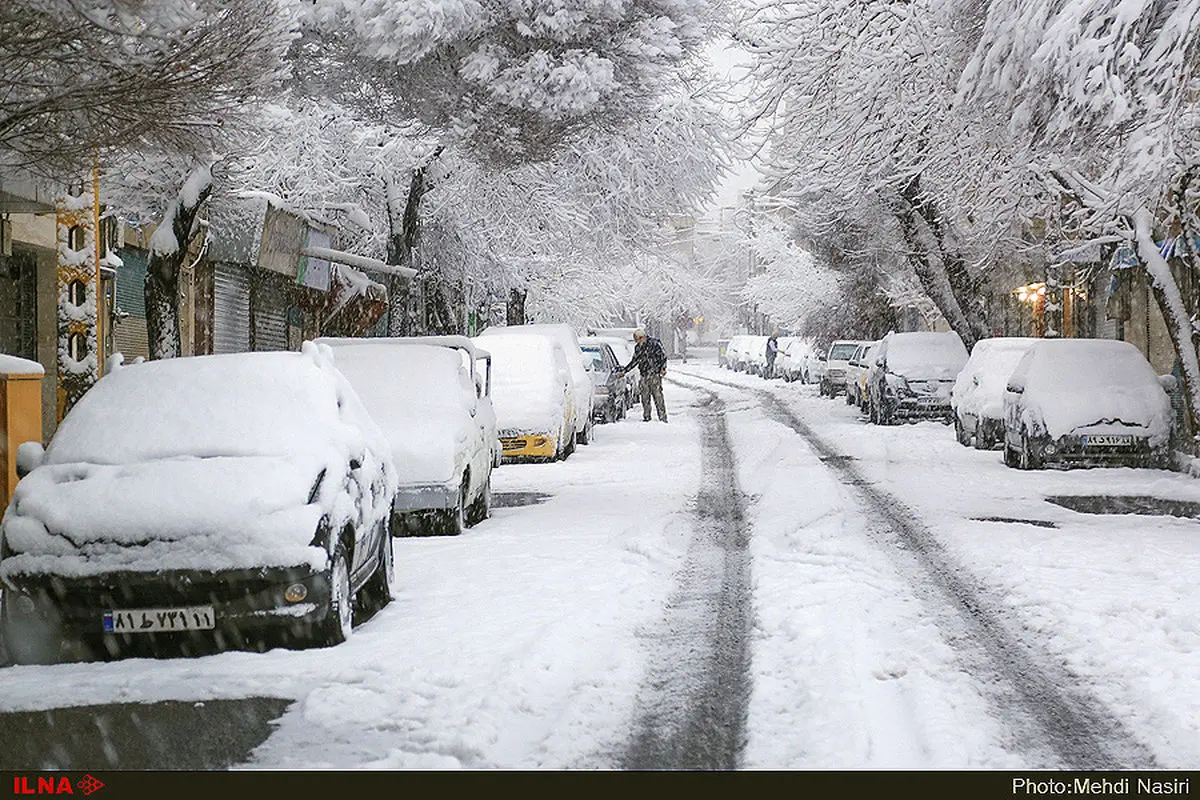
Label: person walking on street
xmin=618 ymin=329 xmax=668 ymax=422
xmin=765 ymin=333 xmax=780 ymax=379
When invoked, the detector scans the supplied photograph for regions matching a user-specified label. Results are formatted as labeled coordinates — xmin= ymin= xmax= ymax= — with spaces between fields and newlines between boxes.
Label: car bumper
xmin=892 ymin=397 xmax=952 ymax=418
xmin=2 ymin=566 xmax=335 ymax=642
xmin=1035 ymin=434 xmax=1163 ymax=467
xmin=500 ymin=434 xmax=557 ymax=460
xmin=394 ymin=481 xmax=458 ymax=513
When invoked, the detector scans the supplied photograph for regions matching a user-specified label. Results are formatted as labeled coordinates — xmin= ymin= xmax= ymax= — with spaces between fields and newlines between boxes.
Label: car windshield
xmin=45 ymin=352 xmax=340 ymax=465
xmin=829 ymin=343 xmax=859 ymax=360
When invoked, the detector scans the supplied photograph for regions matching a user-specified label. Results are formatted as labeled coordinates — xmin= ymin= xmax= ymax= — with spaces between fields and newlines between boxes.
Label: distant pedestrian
xmin=765 ymin=333 xmax=780 ymax=378
xmin=618 ymin=329 xmax=668 ymax=422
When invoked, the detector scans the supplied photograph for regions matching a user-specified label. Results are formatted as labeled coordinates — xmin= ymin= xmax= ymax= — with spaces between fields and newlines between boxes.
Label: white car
xmin=951 ymin=337 xmax=1038 ymax=449
xmin=317 ymin=336 xmax=499 ymax=536
xmin=820 ymin=339 xmax=868 ymax=397
xmin=777 ymin=338 xmax=812 ymax=382
xmin=480 ymin=324 xmax=595 ymax=446
xmin=1002 ymin=338 xmax=1173 ymax=470
xmin=0 ymin=345 xmax=398 ymax=663
xmin=474 ymin=331 xmax=577 ymax=462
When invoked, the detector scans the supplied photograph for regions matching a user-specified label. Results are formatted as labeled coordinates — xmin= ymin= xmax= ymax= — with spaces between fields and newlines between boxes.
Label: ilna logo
xmin=11 ymin=775 xmax=105 ymax=795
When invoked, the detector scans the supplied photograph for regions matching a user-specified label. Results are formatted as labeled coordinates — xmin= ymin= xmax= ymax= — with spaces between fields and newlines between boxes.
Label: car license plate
xmin=1083 ymin=435 xmax=1134 ymax=446
xmin=102 ymin=606 xmax=215 ymax=634
xmin=918 ymin=397 xmax=942 ymax=405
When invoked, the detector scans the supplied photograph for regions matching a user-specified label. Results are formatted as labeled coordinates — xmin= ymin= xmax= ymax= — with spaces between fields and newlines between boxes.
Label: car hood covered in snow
xmin=1 ymin=453 xmax=335 ymax=579
xmin=1010 ymin=340 xmax=1172 ymax=443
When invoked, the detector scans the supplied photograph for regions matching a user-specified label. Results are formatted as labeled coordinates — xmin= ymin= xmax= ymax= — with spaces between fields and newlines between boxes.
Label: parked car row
xmin=0 ymin=323 xmax=631 ymax=665
xmin=816 ymin=331 xmax=1175 ymax=471
xmin=723 ymin=334 xmax=821 ymax=381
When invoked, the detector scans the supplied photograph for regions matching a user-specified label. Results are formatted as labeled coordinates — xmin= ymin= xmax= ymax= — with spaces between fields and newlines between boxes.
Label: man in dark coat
xmin=619 ymin=328 xmax=668 ymax=422
xmin=765 ymin=333 xmax=780 ymax=378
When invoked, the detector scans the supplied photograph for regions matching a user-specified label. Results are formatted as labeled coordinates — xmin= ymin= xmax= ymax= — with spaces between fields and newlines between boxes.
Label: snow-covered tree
xmin=956 ymin=0 xmax=1200 ymax=445
xmin=0 ymin=0 xmax=295 ymax=178
xmin=737 ymin=0 xmax=989 ymax=346
xmin=296 ymin=0 xmax=722 ymax=165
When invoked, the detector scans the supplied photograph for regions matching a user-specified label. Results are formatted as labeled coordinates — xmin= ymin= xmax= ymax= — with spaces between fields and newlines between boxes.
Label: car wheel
xmin=359 ymin=525 xmax=394 ymax=615
xmin=467 ymin=475 xmax=491 ymax=526
xmin=578 ymin=416 xmax=592 ymax=445
xmin=954 ymin=416 xmax=971 ymax=446
xmin=844 ymin=389 xmax=855 ymax=406
xmin=317 ymin=545 xmax=353 ymax=647
xmin=616 ymin=400 xmax=626 ymax=421
xmin=0 ymin=591 xmax=62 ymax=665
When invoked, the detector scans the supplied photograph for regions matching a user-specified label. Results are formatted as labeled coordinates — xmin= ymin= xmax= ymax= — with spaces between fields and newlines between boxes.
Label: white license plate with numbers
xmin=102 ymin=606 xmax=215 ymax=634
xmin=1083 ymin=435 xmax=1134 ymax=446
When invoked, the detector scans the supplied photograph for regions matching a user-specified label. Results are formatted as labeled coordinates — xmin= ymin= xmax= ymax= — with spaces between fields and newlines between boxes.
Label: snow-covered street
xmin=3 ymin=350 xmax=1198 ymax=770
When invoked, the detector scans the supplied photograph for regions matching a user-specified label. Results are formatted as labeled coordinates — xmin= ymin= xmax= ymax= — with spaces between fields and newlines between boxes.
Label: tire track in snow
xmin=674 ymin=370 xmax=1158 ymax=770
xmin=620 ymin=389 xmax=753 ymax=770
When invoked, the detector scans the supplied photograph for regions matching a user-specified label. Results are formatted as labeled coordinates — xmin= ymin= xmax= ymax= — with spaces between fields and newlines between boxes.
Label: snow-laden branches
xmin=0 ymin=0 xmax=296 ymax=178
xmin=294 ymin=0 xmax=725 ymax=165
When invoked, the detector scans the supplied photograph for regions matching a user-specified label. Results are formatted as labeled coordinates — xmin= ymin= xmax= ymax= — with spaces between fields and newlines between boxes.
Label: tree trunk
xmin=1134 ymin=208 xmax=1200 ymax=453
xmin=144 ymin=167 xmax=212 ymax=359
xmin=507 ymin=288 xmax=527 ymax=325
xmin=385 ymin=149 xmax=442 ymax=336
xmin=895 ymin=176 xmax=987 ymax=348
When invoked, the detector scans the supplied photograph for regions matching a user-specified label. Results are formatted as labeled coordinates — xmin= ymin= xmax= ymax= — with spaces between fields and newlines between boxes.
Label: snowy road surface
xmin=2 ymin=354 xmax=1200 ymax=769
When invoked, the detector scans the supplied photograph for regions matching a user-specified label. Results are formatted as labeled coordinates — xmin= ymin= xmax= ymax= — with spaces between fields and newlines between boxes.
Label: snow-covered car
xmin=480 ymin=324 xmax=594 ymax=446
xmin=317 ymin=336 xmax=498 ymax=536
xmin=867 ymin=331 xmax=968 ymax=424
xmin=803 ymin=349 xmax=827 ymax=385
xmin=1001 ymin=339 xmax=1173 ymax=470
xmin=579 ymin=339 xmax=626 ymax=424
xmin=725 ymin=335 xmax=751 ymax=371
xmin=474 ymin=331 xmax=576 ymax=462
xmin=0 ymin=345 xmax=398 ymax=664
xmin=844 ymin=340 xmax=880 ymax=408
xmin=819 ymin=339 xmax=867 ymax=397
xmin=777 ymin=338 xmax=813 ymax=382
xmin=951 ymin=337 xmax=1039 ymax=449
xmin=582 ymin=334 xmax=636 ymax=412
xmin=743 ymin=335 xmax=770 ymax=376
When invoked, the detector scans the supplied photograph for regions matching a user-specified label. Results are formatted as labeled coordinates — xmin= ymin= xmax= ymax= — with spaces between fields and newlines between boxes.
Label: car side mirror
xmin=1006 ymin=383 xmax=1024 ymax=394
xmin=349 ymin=457 xmax=363 ymax=471
xmin=1159 ymin=374 xmax=1178 ymax=393
xmin=15 ymin=441 xmax=44 ymax=479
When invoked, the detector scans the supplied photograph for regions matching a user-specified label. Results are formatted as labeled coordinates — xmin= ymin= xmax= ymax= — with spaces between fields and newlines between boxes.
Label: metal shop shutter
xmin=213 ymin=263 xmax=251 ymax=354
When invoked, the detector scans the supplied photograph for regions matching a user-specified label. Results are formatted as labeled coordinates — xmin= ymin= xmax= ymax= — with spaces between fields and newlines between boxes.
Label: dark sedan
xmin=0 ymin=345 xmax=398 ymax=664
